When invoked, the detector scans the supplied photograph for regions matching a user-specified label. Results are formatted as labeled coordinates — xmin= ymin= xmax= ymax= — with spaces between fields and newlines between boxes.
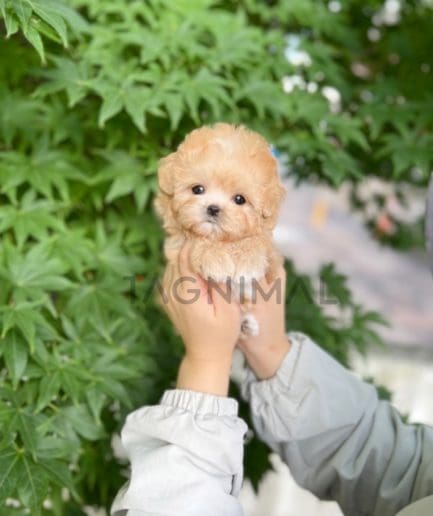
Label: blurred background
xmin=1 ymin=0 xmax=433 ymax=514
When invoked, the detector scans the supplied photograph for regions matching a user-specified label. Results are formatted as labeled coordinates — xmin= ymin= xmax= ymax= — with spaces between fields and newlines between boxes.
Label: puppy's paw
xmin=192 ymin=243 xmax=236 ymax=282
xmin=239 ymin=313 xmax=260 ymax=339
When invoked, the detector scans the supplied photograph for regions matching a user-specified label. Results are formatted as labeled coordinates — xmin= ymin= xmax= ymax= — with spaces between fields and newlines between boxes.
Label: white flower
xmin=373 ymin=0 xmax=401 ymax=26
xmin=282 ymin=75 xmax=306 ymax=93
xmin=284 ymin=34 xmax=312 ymax=67
xmin=328 ymin=1 xmax=342 ymax=13
xmin=285 ymin=49 xmax=312 ymax=67
xmin=322 ymin=86 xmax=342 ymax=113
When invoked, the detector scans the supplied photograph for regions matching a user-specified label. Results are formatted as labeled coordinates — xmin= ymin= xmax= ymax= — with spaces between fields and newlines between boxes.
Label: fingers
xmin=164 ymin=243 xmax=192 ymax=300
xmin=158 ymin=263 xmax=176 ymax=313
xmin=276 ymin=264 xmax=287 ymax=298
xmin=210 ymin=279 xmax=240 ymax=317
xmin=178 ymin=241 xmax=210 ymax=300
xmin=249 ymin=275 xmax=270 ymax=310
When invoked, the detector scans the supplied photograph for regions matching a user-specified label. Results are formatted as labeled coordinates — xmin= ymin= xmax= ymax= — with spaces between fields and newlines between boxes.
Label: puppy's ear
xmin=154 ymin=152 xmax=178 ymax=233
xmin=262 ymin=182 xmax=286 ymax=229
xmin=157 ymin=153 xmax=176 ymax=195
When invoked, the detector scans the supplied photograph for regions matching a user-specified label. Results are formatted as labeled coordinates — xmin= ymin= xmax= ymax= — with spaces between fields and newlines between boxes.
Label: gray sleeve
xmin=111 ymin=389 xmax=248 ymax=516
xmin=241 ymin=332 xmax=433 ymax=516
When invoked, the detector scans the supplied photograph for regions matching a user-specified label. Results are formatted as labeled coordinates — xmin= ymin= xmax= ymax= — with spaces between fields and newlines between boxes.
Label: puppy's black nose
xmin=207 ymin=204 xmax=220 ymax=217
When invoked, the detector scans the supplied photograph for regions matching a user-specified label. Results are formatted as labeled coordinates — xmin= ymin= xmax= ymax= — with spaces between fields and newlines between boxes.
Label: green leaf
xmin=244 ymin=436 xmax=273 ymax=491
xmin=164 ymin=94 xmax=184 ymax=130
xmin=3 ymin=330 xmax=28 ymax=389
xmin=124 ymin=87 xmax=149 ymax=132
xmin=0 ymin=199 xmax=65 ymax=248
xmin=98 ymin=378 xmax=131 ymax=407
xmin=320 ymin=263 xmax=352 ymax=307
xmin=12 ymin=0 xmax=32 ymax=30
xmin=2 ymin=408 xmax=40 ymax=458
xmin=86 ymin=387 xmax=106 ymax=422
xmin=36 ymin=434 xmax=77 ymax=460
xmin=0 ymin=299 xmax=58 ymax=353
xmin=98 ymin=90 xmax=123 ymax=127
xmin=16 ymin=455 xmax=49 ymax=510
xmin=7 ymin=243 xmax=72 ymax=292
xmin=0 ymin=448 xmax=22 ymax=505
xmin=234 ymin=79 xmax=283 ymax=119
xmin=36 ymin=371 xmax=61 ymax=412
xmin=39 ymin=458 xmax=76 ymax=494
xmin=60 ymin=367 xmax=85 ymax=404
xmin=35 ymin=57 xmax=90 ymax=107
xmin=134 ymin=180 xmax=152 ymax=212
xmin=63 ymin=405 xmax=105 ymax=441
xmin=30 ymin=0 xmax=68 ymax=47
xmin=105 ymin=170 xmax=141 ymax=203
xmin=23 ymin=23 xmax=45 ymax=63
xmin=1 ymin=305 xmax=37 ymax=352
xmin=3 ymin=11 xmax=19 ymax=37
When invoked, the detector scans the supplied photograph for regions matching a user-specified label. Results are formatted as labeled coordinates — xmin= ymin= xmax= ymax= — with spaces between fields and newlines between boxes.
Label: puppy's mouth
xmin=201 ymin=218 xmax=222 ymax=230
xmin=193 ymin=218 xmax=224 ymax=237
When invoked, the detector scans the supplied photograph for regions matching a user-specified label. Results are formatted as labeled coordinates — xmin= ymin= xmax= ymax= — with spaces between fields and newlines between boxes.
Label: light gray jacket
xmin=111 ymin=332 xmax=433 ymax=516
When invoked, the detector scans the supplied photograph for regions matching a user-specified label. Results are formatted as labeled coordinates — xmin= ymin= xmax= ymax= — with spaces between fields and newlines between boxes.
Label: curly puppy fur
xmin=154 ymin=122 xmax=285 ymax=336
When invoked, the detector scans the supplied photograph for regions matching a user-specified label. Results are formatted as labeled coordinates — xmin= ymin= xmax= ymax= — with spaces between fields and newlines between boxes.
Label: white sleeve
xmin=111 ymin=389 xmax=248 ymax=516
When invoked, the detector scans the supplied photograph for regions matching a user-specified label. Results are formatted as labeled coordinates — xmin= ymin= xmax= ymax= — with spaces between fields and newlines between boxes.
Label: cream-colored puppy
xmin=155 ymin=123 xmax=285 ymax=337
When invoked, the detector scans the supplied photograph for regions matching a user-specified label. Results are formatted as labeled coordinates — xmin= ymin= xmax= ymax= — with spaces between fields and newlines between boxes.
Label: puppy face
xmin=155 ymin=123 xmax=285 ymax=241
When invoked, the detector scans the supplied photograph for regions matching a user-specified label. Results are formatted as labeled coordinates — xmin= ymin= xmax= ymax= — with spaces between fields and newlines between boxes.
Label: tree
xmin=0 ymin=0 xmax=431 ymax=513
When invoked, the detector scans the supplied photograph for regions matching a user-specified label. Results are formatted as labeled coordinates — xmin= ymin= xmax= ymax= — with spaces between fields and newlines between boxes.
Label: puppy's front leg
xmin=163 ymin=235 xmax=185 ymax=263
xmin=190 ymin=240 xmax=236 ymax=283
xmin=265 ymin=246 xmax=284 ymax=283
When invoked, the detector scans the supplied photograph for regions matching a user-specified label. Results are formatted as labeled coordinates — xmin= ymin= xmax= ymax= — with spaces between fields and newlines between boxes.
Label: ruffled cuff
xmin=160 ymin=389 xmax=239 ymax=417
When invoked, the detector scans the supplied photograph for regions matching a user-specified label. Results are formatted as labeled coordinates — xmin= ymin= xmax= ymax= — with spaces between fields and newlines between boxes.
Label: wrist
xmin=176 ymin=355 xmax=233 ymax=396
xmin=241 ymin=336 xmax=291 ymax=380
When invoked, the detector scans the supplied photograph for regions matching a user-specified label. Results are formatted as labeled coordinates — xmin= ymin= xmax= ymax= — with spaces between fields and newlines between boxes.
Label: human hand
xmin=237 ymin=266 xmax=291 ymax=380
xmin=160 ymin=242 xmax=242 ymax=395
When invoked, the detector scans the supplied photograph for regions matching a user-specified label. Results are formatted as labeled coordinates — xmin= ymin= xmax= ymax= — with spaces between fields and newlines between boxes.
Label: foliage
xmin=0 ymin=0 xmax=431 ymax=513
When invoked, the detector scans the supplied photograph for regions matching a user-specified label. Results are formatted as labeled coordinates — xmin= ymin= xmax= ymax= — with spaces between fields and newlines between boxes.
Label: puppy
xmin=154 ymin=123 xmax=285 ymax=337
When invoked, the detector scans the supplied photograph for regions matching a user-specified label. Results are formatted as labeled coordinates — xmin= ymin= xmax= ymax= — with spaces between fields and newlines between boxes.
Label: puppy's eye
xmin=233 ymin=194 xmax=246 ymax=205
xmin=192 ymin=185 xmax=205 ymax=195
